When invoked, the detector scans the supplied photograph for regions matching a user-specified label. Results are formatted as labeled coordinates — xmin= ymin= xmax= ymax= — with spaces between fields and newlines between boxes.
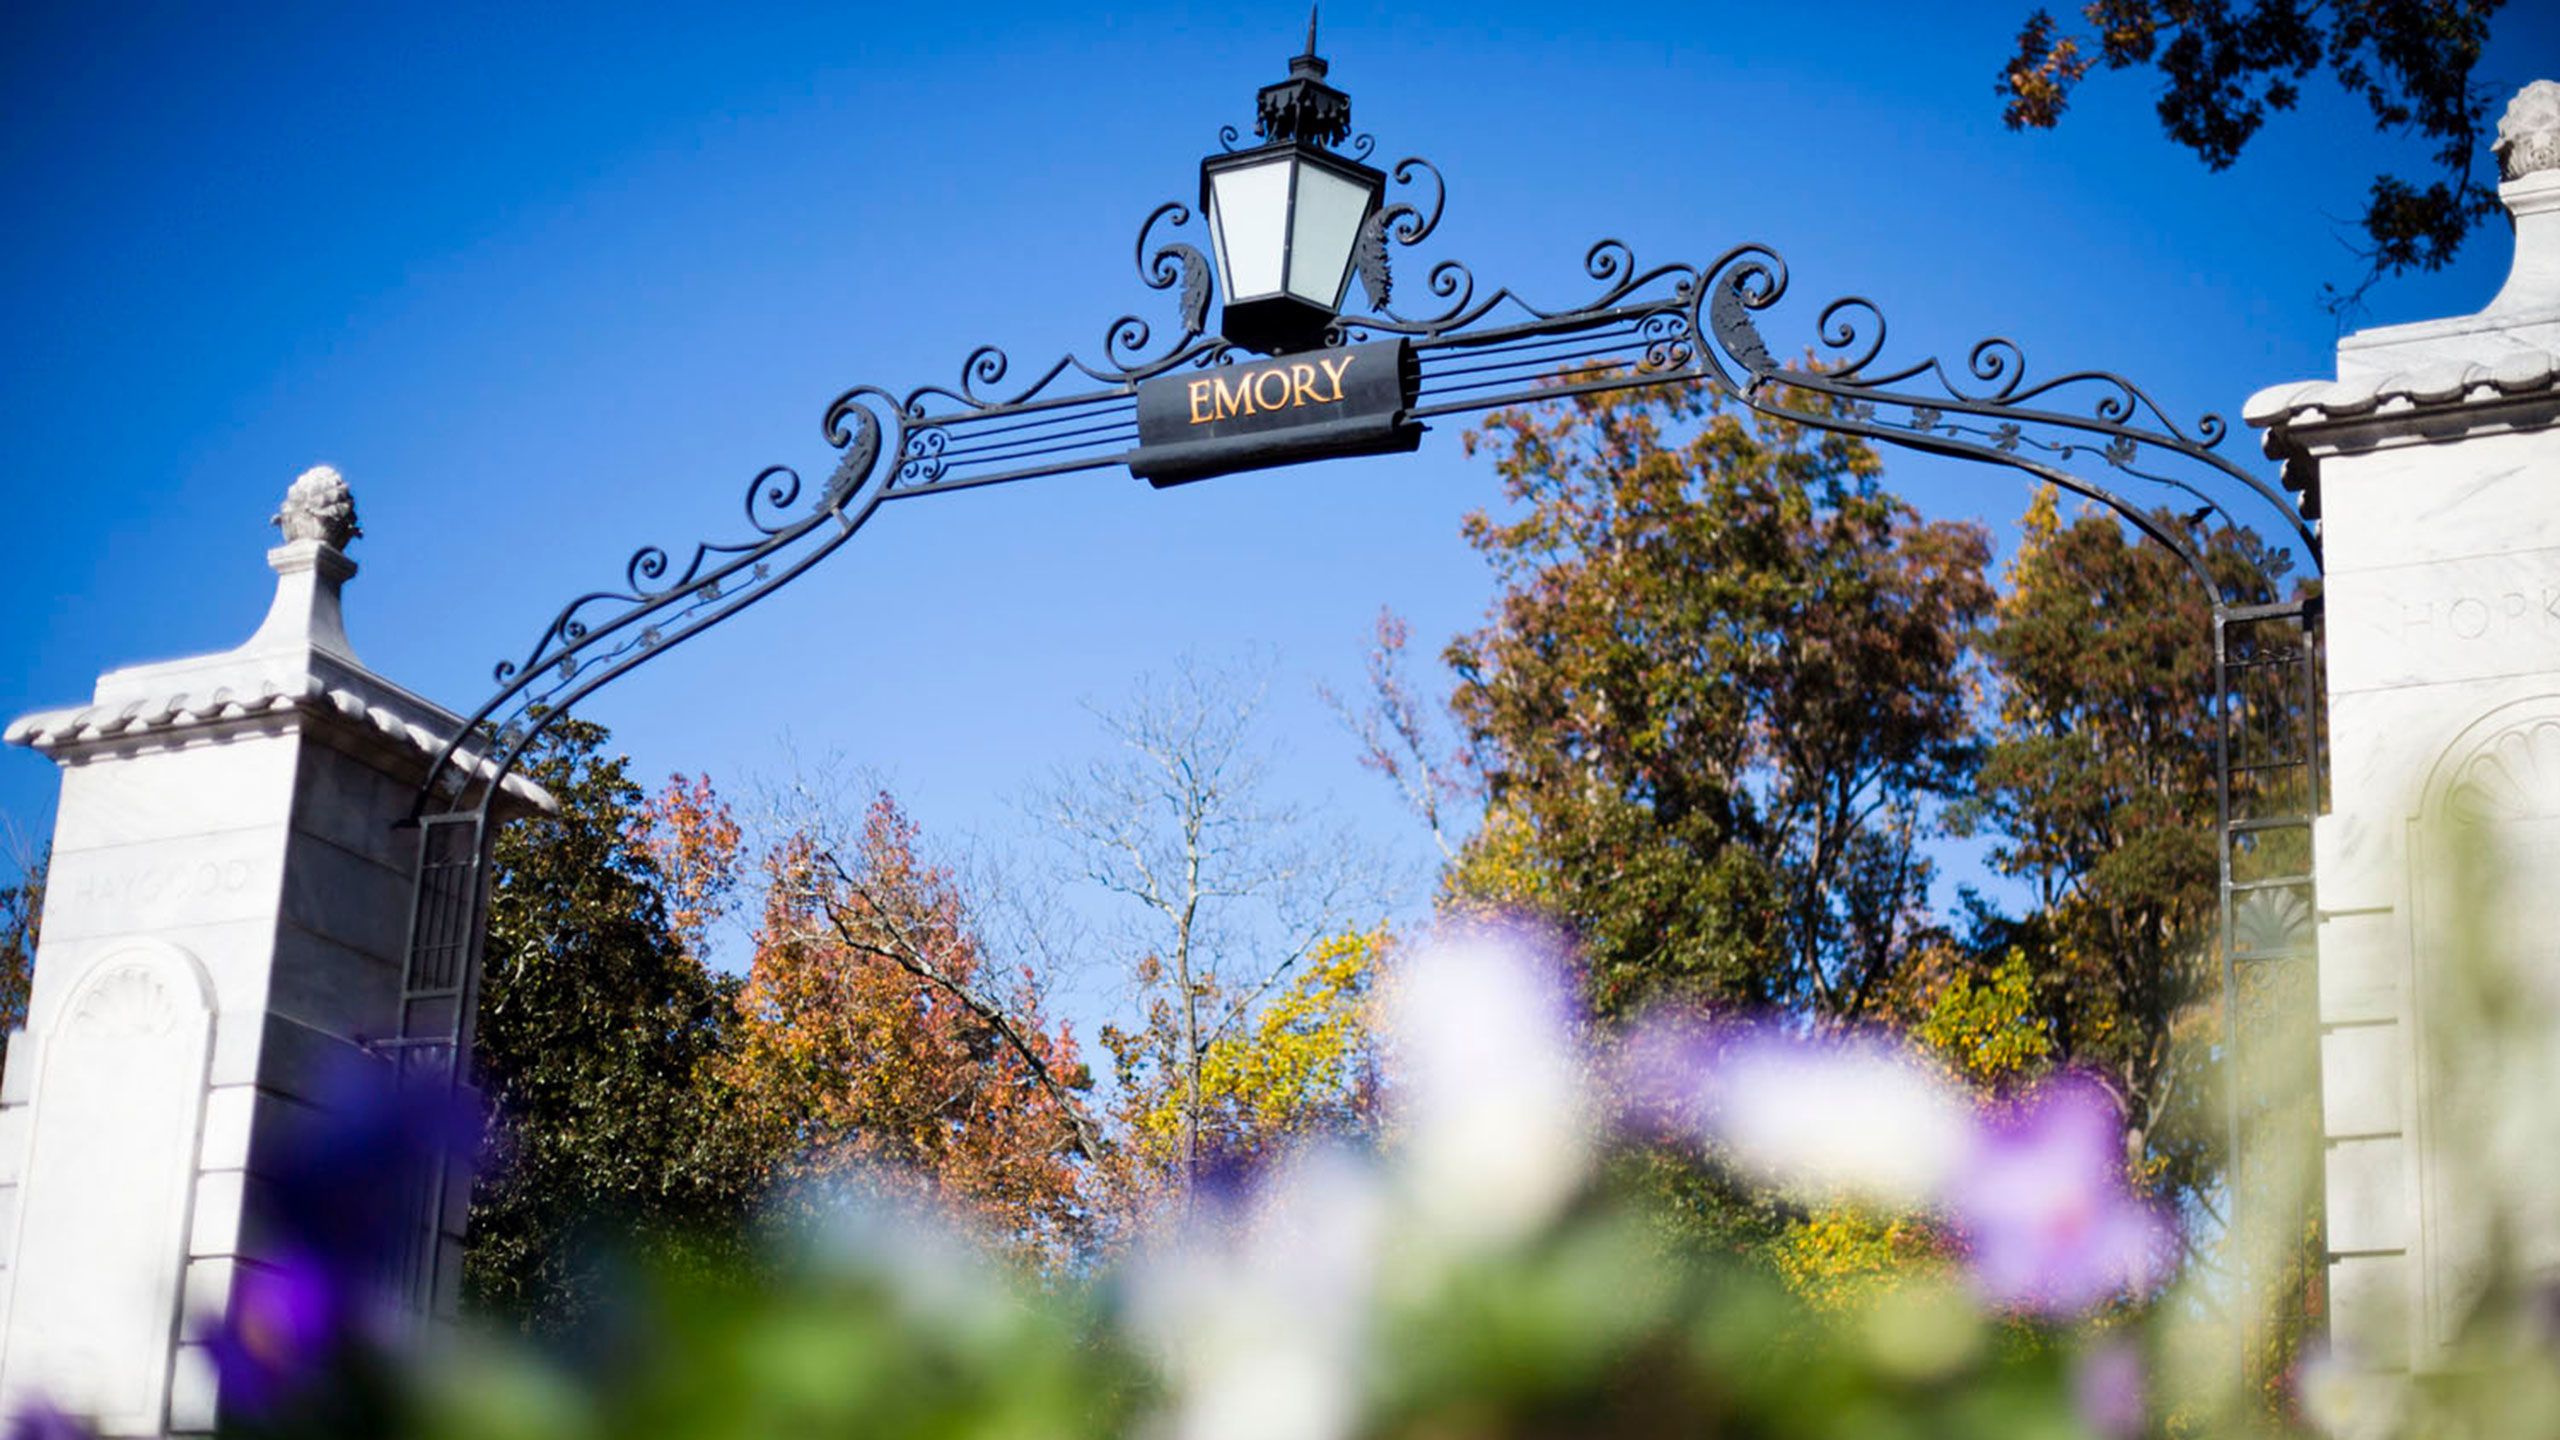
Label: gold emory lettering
xmin=1289 ymin=363 xmax=1322 ymax=407
xmin=1211 ymin=373 xmax=1252 ymax=420
xmin=1317 ymin=353 xmax=1356 ymax=400
xmin=1188 ymin=353 xmax=1365 ymax=424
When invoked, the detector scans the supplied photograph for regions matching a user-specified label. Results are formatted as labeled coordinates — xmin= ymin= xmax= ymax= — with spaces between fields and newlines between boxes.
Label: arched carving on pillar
xmin=2408 ymin=694 xmax=2560 ymax=1352
xmin=0 ymin=940 xmax=216 ymax=1436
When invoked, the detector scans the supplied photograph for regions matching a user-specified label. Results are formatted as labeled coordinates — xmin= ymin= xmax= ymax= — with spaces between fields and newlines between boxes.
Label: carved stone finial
xmin=2495 ymin=80 xmax=2560 ymax=182
xmin=272 ymin=465 xmax=361 ymax=550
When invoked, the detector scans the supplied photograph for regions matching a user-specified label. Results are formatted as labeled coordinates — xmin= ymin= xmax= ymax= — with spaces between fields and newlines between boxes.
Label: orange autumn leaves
xmin=636 ymin=780 xmax=1094 ymax=1264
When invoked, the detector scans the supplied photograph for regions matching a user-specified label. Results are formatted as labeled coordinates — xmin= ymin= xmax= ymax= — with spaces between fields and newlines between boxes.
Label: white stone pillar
xmin=0 ymin=469 xmax=547 ymax=1436
xmin=2247 ymin=81 xmax=2560 ymax=1371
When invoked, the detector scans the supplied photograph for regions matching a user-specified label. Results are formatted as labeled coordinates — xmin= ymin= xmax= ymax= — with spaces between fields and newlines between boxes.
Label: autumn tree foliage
xmin=1443 ymin=383 xmax=1993 ymax=1022
xmin=722 ymin=792 xmax=1098 ymax=1266
xmin=1106 ymin=925 xmax=1383 ymax=1188
xmin=1957 ymin=486 xmax=2301 ymax=1202
xmin=632 ymin=770 xmax=744 ymax=965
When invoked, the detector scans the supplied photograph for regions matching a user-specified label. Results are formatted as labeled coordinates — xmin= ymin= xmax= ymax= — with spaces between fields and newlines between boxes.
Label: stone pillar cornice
xmin=2247 ymin=80 xmax=2560 ymax=517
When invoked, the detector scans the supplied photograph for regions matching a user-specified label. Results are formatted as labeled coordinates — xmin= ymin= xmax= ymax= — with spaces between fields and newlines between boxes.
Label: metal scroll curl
xmin=419 ymin=192 xmax=1253 ymax=813
xmin=1685 ymin=248 xmax=2317 ymax=600
xmin=417 ymin=396 xmax=901 ymax=814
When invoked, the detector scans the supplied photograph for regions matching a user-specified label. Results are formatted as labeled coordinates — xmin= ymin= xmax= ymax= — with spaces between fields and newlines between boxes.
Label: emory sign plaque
xmin=1129 ymin=338 xmax=1422 ymax=487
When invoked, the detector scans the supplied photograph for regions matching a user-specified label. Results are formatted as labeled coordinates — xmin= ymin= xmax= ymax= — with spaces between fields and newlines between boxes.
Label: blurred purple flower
xmin=191 ymin=1055 xmax=482 ymax=1416
xmin=1627 ymin=1020 xmax=2176 ymax=1315
xmin=1944 ymin=1075 xmax=2171 ymax=1316
xmin=201 ymin=1250 xmax=346 ymax=1416
xmin=1193 ymin=1143 xmax=1277 ymax=1217
xmin=1610 ymin=1012 xmax=1720 ymax=1138
xmin=262 ymin=1055 xmax=483 ymax=1279
xmin=3 ymin=1398 xmax=98 ymax=1440
xmin=2072 ymin=1338 xmax=2147 ymax=1439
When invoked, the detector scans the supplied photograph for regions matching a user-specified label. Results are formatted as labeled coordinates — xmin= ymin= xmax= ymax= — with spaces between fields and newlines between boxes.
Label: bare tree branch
xmin=1322 ymin=607 xmax=1471 ymax=860
xmin=1036 ymin=653 xmax=1382 ymax=1206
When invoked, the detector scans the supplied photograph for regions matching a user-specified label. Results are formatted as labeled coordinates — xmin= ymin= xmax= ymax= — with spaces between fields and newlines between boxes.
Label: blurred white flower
xmin=2296 ymin=1343 xmax=2409 ymax=1440
xmin=1633 ymin=1022 xmax=1971 ymax=1209
xmin=785 ymin=1169 xmax=1016 ymax=1339
xmin=1126 ymin=1147 xmax=1385 ymax=1440
xmin=1385 ymin=926 xmax=1592 ymax=1249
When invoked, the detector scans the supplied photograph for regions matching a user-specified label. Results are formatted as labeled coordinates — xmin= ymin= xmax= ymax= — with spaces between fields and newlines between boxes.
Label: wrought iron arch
xmin=391 ymin=108 xmax=2323 ymax=1330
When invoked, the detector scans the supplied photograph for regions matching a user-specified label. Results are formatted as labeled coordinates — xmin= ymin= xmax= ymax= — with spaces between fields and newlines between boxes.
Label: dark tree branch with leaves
xmin=1999 ymin=0 xmax=2509 ymax=307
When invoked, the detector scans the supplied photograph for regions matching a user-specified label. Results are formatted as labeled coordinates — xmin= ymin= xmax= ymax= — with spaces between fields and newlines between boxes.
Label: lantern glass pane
xmin=1208 ymin=159 xmax=1292 ymax=301
xmin=1285 ymin=163 xmax=1372 ymax=306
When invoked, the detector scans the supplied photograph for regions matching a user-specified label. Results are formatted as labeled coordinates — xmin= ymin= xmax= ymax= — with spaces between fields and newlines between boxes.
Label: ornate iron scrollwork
xmin=420 ymin=143 xmax=2320 ymax=812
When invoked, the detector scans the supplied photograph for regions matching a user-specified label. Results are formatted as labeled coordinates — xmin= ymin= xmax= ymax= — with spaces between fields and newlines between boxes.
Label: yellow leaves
xmin=2006 ymin=483 xmax=2063 ymax=591
xmin=1772 ymin=1206 xmax=1949 ymax=1314
xmin=1442 ymin=804 xmax=1554 ymax=914
xmin=1118 ymin=926 xmax=1384 ymax=1166
xmin=1912 ymin=952 xmax=2054 ymax=1085
xmin=1201 ymin=928 xmax=1378 ymax=1133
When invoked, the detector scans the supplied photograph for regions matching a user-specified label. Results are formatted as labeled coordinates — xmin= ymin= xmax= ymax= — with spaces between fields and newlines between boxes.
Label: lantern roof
xmin=1255 ymin=9 xmax=1352 ymax=150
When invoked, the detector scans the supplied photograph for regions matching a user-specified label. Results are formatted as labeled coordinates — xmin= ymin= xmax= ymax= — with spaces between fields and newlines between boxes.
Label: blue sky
xmin=6 ymin=3 xmax=2555 ymax=1004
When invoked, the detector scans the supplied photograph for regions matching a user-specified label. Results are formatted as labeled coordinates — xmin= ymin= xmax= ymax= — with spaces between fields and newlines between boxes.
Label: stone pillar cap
xmin=3 ymin=466 xmax=553 ymax=815
xmin=2244 ymin=78 xmax=2560 ymax=435
xmin=245 ymin=465 xmax=362 ymax=664
xmin=2479 ymin=80 xmax=2560 ymax=322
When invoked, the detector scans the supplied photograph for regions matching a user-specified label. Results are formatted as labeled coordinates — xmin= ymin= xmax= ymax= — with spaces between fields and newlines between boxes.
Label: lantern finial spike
xmin=1285 ymin=6 xmax=1329 ymax=81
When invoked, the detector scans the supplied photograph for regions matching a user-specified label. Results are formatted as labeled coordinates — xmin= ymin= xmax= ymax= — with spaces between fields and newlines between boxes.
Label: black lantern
xmin=1201 ymin=18 xmax=1387 ymax=354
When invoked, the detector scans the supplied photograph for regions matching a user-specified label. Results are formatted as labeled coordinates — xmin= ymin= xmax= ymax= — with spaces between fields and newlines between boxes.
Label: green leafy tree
xmin=1962 ymin=488 xmax=2329 ymax=1399
xmin=1956 ymin=486 xmax=2298 ymax=1206
xmin=1998 ymin=0 xmax=2513 ymax=305
xmin=1444 ymin=381 xmax=1993 ymax=1022
xmin=466 ymin=720 xmax=756 ymax=1330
